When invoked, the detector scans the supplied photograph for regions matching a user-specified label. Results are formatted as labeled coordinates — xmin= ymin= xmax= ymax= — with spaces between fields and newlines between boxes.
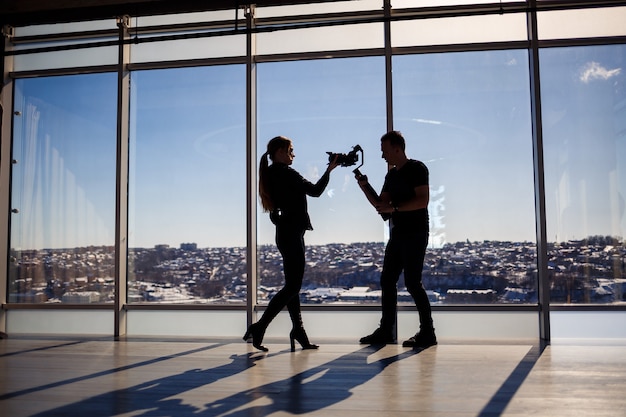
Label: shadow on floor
xmin=477 ymin=341 xmax=548 ymax=417
xmin=23 ymin=344 xmax=423 ymax=416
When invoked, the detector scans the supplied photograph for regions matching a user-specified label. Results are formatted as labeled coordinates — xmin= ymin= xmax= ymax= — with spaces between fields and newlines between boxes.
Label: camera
xmin=334 ymin=144 xmax=389 ymax=220
xmin=327 ymin=144 xmax=363 ymax=167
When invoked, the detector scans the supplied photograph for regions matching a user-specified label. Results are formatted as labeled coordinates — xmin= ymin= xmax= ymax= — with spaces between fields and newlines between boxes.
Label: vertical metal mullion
xmin=114 ymin=16 xmax=130 ymax=340
xmin=383 ymin=0 xmax=397 ymax=341
xmin=0 ymin=26 xmax=14 ymax=337
xmin=246 ymin=5 xmax=258 ymax=327
xmin=384 ymin=0 xmax=393 ymax=133
xmin=527 ymin=1 xmax=551 ymax=342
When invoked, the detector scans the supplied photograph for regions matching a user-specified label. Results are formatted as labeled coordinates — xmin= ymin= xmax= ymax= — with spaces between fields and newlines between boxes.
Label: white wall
xmin=7 ymin=310 xmax=114 ymax=335
xmin=6 ymin=309 xmax=625 ymax=342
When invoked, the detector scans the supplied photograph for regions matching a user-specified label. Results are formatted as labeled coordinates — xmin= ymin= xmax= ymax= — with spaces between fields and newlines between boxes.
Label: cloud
xmin=413 ymin=118 xmax=442 ymax=125
xmin=579 ymin=61 xmax=621 ymax=83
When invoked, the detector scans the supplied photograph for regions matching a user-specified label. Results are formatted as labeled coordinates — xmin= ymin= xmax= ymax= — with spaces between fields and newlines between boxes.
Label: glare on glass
xmin=9 ymin=74 xmax=118 ymax=304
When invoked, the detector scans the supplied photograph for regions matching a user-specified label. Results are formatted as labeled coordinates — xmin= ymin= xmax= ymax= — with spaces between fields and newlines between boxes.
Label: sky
xmin=9 ymin=44 xmax=626 ymax=250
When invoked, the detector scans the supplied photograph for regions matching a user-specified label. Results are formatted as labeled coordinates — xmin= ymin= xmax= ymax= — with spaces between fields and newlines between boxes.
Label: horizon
xmin=10 ymin=234 xmax=625 ymax=254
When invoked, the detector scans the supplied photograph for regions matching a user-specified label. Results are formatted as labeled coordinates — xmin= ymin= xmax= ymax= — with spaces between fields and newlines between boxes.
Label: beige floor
xmin=1 ymin=337 xmax=625 ymax=417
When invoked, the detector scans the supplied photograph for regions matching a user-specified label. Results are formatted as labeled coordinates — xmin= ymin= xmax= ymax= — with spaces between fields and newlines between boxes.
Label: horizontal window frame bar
xmin=537 ymin=36 xmax=626 ymax=48
xmin=5 ymin=303 xmax=625 ymax=312
xmin=8 ymin=64 xmax=118 ymax=79
xmin=550 ymin=304 xmax=626 ymax=311
xmin=391 ymin=40 xmax=530 ymax=56
xmin=3 ymin=303 xmax=115 ymax=310
xmin=127 ymin=56 xmax=247 ymax=71
xmin=254 ymin=47 xmax=385 ymax=64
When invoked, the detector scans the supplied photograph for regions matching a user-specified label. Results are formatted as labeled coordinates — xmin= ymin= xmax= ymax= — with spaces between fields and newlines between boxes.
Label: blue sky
xmin=10 ymin=45 xmax=626 ymax=250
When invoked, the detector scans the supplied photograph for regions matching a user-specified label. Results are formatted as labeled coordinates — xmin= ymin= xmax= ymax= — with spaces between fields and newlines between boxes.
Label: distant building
xmin=180 ymin=243 xmax=198 ymax=251
xmin=445 ymin=289 xmax=497 ymax=303
xmin=61 ymin=291 xmax=101 ymax=303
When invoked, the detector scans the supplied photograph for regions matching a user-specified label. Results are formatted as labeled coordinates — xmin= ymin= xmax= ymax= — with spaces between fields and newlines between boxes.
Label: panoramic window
xmin=393 ymin=50 xmax=537 ymax=304
xmin=540 ymin=44 xmax=626 ymax=304
xmin=127 ymin=65 xmax=247 ymax=304
xmin=256 ymin=56 xmax=387 ymax=305
xmin=9 ymin=74 xmax=118 ymax=303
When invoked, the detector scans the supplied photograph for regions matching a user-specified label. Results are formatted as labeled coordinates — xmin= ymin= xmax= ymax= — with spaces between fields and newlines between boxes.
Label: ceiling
xmin=0 ymin=0 xmax=342 ymax=26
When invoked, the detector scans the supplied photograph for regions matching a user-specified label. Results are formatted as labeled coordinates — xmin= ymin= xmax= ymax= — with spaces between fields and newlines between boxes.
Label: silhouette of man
xmin=356 ymin=130 xmax=437 ymax=348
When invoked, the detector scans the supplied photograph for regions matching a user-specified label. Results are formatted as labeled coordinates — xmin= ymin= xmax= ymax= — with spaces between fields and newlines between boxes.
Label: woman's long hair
xmin=259 ymin=136 xmax=291 ymax=212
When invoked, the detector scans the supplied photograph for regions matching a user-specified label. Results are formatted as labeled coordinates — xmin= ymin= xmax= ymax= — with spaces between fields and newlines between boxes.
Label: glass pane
xmin=128 ymin=65 xmax=246 ymax=304
xmin=540 ymin=44 xmax=626 ymax=304
xmin=257 ymin=23 xmax=383 ymax=55
xmin=130 ymin=10 xmax=245 ymax=63
xmin=138 ymin=10 xmax=235 ymax=26
xmin=538 ymin=7 xmax=626 ymax=40
xmin=14 ymin=20 xmax=117 ymax=37
xmin=393 ymin=0 xmax=517 ymax=7
xmin=257 ymin=57 xmax=387 ymax=305
xmin=256 ymin=0 xmax=382 ymax=18
xmin=13 ymin=46 xmax=118 ymax=71
xmin=393 ymin=50 xmax=537 ymax=304
xmin=392 ymin=13 xmax=527 ymax=47
xmin=9 ymin=74 xmax=118 ymax=303
xmin=131 ymin=35 xmax=246 ymax=63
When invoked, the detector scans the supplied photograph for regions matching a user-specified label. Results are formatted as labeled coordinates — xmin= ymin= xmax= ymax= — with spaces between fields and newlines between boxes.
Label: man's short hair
xmin=381 ymin=130 xmax=406 ymax=151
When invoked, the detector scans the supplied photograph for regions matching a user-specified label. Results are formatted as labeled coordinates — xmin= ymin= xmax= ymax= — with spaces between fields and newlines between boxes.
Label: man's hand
xmin=375 ymin=201 xmax=394 ymax=214
xmin=356 ymin=173 xmax=368 ymax=187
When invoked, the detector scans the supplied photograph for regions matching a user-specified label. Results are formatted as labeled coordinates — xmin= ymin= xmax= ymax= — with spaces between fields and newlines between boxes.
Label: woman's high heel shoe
xmin=289 ymin=327 xmax=319 ymax=352
xmin=243 ymin=323 xmax=268 ymax=352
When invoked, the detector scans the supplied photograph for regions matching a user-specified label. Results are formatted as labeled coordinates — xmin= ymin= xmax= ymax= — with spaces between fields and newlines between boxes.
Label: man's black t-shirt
xmin=382 ymin=159 xmax=429 ymax=232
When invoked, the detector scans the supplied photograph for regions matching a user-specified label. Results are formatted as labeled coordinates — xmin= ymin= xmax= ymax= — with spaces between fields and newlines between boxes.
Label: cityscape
xmin=8 ymin=235 xmax=626 ymax=305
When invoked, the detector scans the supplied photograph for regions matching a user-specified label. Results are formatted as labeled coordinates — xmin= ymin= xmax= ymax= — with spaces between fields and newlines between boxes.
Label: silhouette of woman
xmin=244 ymin=136 xmax=339 ymax=351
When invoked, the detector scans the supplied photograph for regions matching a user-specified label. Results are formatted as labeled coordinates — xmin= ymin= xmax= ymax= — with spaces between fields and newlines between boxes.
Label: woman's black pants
xmin=258 ymin=226 xmax=306 ymax=329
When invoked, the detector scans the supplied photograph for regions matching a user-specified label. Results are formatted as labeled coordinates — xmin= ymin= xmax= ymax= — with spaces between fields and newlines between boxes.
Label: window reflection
xmin=541 ymin=45 xmax=626 ymax=304
xmin=9 ymin=74 xmax=117 ymax=303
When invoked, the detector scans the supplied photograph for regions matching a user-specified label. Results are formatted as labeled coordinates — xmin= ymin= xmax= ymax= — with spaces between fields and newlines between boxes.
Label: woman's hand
xmin=327 ymin=154 xmax=340 ymax=172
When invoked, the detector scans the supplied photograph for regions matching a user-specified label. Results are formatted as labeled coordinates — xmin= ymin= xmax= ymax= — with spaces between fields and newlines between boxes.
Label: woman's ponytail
xmin=259 ymin=151 xmax=273 ymax=212
xmin=259 ymin=136 xmax=291 ymax=212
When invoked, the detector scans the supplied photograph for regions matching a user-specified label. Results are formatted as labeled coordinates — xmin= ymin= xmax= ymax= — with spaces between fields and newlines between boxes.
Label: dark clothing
xmin=379 ymin=159 xmax=433 ymax=333
xmin=258 ymin=163 xmax=331 ymax=328
xmin=267 ymin=162 xmax=331 ymax=231
xmin=380 ymin=227 xmax=432 ymax=331
xmin=260 ymin=227 xmax=306 ymax=328
xmin=382 ymin=159 xmax=429 ymax=232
